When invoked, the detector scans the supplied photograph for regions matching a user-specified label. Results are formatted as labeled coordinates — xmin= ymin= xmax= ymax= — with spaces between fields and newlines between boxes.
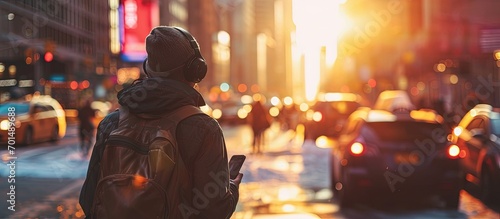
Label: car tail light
xmin=350 ymin=142 xmax=364 ymax=156
xmin=447 ymin=145 xmax=462 ymax=159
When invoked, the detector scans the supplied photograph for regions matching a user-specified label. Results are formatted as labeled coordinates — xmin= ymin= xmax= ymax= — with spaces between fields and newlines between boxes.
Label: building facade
xmin=333 ymin=0 xmax=500 ymax=113
xmin=0 ymin=0 xmax=112 ymax=107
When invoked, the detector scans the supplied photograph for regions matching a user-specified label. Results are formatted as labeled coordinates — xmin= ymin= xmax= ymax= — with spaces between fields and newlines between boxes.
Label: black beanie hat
xmin=145 ymin=26 xmax=195 ymax=77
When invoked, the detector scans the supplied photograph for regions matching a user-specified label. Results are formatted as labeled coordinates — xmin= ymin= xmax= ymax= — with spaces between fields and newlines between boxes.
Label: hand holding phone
xmin=229 ymin=155 xmax=246 ymax=179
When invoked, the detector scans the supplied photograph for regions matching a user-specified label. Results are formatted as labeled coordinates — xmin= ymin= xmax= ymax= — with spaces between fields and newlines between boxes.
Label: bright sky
xmin=292 ymin=0 xmax=349 ymax=101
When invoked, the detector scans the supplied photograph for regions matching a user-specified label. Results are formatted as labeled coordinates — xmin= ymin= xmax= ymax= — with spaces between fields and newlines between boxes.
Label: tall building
xmin=188 ymin=0 xmax=218 ymax=89
xmin=0 ymin=0 xmax=112 ymax=107
xmin=333 ymin=0 xmax=500 ymax=111
xmin=229 ymin=0 xmax=256 ymax=92
xmin=418 ymin=0 xmax=500 ymax=109
xmin=216 ymin=0 xmax=303 ymax=100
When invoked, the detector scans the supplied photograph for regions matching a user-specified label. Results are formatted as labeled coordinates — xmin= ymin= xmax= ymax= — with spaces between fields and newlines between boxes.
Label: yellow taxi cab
xmin=0 ymin=95 xmax=66 ymax=145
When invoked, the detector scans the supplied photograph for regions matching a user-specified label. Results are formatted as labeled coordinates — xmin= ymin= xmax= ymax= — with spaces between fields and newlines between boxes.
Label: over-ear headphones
xmin=142 ymin=27 xmax=207 ymax=83
xmin=174 ymin=27 xmax=207 ymax=83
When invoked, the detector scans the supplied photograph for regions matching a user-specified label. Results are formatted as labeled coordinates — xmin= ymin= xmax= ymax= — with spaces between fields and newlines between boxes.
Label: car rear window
xmin=0 ymin=103 xmax=30 ymax=115
xmin=363 ymin=121 xmax=445 ymax=142
xmin=492 ymin=119 xmax=500 ymax=136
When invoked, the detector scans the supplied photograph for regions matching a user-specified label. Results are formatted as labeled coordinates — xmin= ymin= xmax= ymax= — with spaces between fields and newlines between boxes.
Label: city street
xmin=1 ymin=122 xmax=499 ymax=219
xmin=2 ymin=1 xmax=500 ymax=218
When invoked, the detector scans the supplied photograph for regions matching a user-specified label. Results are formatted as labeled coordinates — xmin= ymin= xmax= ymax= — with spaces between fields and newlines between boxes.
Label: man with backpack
xmin=79 ymin=26 xmax=243 ymax=219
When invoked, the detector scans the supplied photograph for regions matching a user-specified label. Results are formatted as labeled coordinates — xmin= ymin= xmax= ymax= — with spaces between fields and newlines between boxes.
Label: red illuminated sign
xmin=120 ymin=0 xmax=159 ymax=62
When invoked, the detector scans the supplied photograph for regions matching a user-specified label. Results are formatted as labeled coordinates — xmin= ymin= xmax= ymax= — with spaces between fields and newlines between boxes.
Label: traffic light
xmin=44 ymin=52 xmax=53 ymax=62
xmin=44 ymin=40 xmax=55 ymax=62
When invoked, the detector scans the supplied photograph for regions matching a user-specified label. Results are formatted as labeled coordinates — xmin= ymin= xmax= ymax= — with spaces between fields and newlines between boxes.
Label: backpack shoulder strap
xmin=164 ymin=105 xmax=204 ymax=124
xmin=159 ymin=105 xmax=204 ymax=218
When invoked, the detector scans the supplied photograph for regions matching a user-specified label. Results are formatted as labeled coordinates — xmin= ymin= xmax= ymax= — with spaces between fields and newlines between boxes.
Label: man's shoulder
xmin=97 ymin=110 xmax=120 ymax=133
xmin=181 ymin=110 xmax=217 ymax=123
xmin=179 ymin=112 xmax=221 ymax=133
xmin=102 ymin=109 xmax=120 ymax=123
xmin=97 ymin=107 xmax=218 ymax=132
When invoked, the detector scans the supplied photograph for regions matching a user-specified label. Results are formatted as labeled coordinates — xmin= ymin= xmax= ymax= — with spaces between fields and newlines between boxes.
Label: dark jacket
xmin=79 ymin=78 xmax=239 ymax=219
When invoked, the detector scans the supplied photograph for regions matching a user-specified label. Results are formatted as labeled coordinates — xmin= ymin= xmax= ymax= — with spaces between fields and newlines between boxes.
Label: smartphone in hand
xmin=229 ymin=155 xmax=246 ymax=179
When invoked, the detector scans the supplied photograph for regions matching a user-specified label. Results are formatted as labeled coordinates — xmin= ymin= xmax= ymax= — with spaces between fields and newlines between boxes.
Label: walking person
xmin=79 ymin=26 xmax=242 ymax=219
xmin=248 ymin=99 xmax=271 ymax=154
xmin=77 ymin=98 xmax=95 ymax=157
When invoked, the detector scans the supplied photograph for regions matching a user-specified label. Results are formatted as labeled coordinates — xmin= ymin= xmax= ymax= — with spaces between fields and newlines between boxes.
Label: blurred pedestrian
xmin=77 ymin=98 xmax=95 ymax=156
xmin=248 ymin=99 xmax=271 ymax=154
xmin=279 ymin=103 xmax=299 ymax=131
xmin=80 ymin=26 xmax=242 ymax=218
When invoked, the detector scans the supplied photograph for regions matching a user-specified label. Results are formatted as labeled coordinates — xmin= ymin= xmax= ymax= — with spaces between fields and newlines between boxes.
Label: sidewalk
xmin=229 ymin=122 xmax=337 ymax=219
xmin=224 ymin=122 xmax=302 ymax=155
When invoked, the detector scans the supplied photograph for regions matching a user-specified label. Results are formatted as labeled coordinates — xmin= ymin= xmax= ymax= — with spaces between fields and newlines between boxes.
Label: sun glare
xmin=292 ymin=0 xmax=348 ymax=101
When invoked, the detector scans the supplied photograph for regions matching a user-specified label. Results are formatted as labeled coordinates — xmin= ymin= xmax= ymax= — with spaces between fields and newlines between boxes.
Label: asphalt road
xmin=0 ymin=122 xmax=498 ymax=219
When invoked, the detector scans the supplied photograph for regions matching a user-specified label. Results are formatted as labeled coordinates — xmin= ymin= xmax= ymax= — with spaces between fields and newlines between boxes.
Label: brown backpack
xmin=91 ymin=105 xmax=203 ymax=219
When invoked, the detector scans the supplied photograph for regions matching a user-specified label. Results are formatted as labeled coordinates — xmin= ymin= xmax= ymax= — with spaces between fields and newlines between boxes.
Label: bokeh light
xmin=299 ymin=103 xmax=309 ymax=112
xmin=212 ymin=109 xmax=222 ymax=119
xmin=368 ymin=79 xmax=377 ymax=88
xmin=435 ymin=63 xmax=446 ymax=72
xmin=44 ymin=52 xmax=54 ymax=62
xmin=237 ymin=83 xmax=247 ymax=93
xmin=283 ymin=96 xmax=293 ymax=106
xmin=417 ymin=82 xmax=426 ymax=91
xmin=241 ymin=95 xmax=253 ymax=104
xmin=7 ymin=13 xmax=15 ymax=20
xmin=449 ymin=74 xmax=458 ymax=84
xmin=269 ymin=107 xmax=280 ymax=117
xmin=270 ymin=96 xmax=281 ymax=106
xmin=8 ymin=65 xmax=16 ymax=76
xmin=220 ymin=82 xmax=230 ymax=92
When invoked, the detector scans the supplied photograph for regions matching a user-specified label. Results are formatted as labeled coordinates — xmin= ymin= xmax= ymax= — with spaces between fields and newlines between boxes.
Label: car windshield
xmin=0 ymin=102 xmax=30 ymax=115
xmin=363 ymin=121 xmax=445 ymax=142
xmin=492 ymin=119 xmax=500 ymax=136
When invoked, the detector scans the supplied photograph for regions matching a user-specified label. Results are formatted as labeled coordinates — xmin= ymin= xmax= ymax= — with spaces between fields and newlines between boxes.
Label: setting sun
xmin=292 ymin=0 xmax=350 ymax=101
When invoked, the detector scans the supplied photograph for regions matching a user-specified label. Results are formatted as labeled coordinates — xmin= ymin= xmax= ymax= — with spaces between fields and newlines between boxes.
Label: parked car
xmin=303 ymin=92 xmax=366 ymax=141
xmin=450 ymin=104 xmax=500 ymax=204
xmin=0 ymin=95 xmax=66 ymax=145
xmin=330 ymin=108 xmax=463 ymax=209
